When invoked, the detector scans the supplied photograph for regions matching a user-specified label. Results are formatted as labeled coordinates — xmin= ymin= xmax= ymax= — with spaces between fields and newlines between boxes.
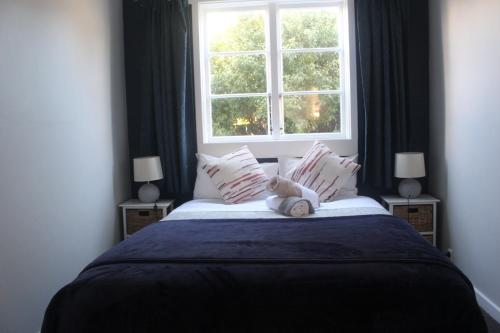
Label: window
xmin=195 ymin=0 xmax=354 ymax=144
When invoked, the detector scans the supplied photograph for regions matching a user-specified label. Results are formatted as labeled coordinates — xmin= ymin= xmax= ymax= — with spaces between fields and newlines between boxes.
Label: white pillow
xmin=261 ymin=162 xmax=279 ymax=179
xmin=278 ymin=153 xmax=359 ymax=196
xmin=193 ymin=154 xmax=278 ymax=200
xmin=193 ymin=153 xmax=221 ymax=199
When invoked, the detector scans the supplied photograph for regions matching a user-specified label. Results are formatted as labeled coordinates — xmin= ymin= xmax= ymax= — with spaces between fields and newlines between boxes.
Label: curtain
xmin=123 ymin=0 xmax=197 ymax=203
xmin=355 ymin=0 xmax=429 ymax=194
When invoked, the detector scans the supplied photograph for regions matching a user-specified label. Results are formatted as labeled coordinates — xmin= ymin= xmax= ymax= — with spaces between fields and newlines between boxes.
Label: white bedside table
xmin=119 ymin=199 xmax=175 ymax=239
xmin=380 ymin=195 xmax=440 ymax=246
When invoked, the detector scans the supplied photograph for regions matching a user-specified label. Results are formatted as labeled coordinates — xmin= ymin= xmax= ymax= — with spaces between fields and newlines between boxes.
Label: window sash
xmin=199 ymin=1 xmax=348 ymax=142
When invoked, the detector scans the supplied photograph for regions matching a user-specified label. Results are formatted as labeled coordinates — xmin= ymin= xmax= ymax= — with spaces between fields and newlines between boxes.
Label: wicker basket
xmin=422 ymin=234 xmax=434 ymax=244
xmin=393 ymin=205 xmax=433 ymax=232
xmin=126 ymin=209 xmax=163 ymax=234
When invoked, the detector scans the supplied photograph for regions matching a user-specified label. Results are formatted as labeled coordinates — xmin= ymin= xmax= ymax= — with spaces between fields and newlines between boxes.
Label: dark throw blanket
xmin=42 ymin=215 xmax=486 ymax=333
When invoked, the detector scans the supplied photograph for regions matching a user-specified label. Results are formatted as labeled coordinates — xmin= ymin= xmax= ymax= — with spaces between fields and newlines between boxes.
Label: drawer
xmin=126 ymin=209 xmax=163 ymax=234
xmin=393 ymin=205 xmax=433 ymax=232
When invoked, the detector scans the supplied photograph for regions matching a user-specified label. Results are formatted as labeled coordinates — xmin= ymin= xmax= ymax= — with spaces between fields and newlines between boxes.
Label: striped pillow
xmin=202 ymin=146 xmax=269 ymax=204
xmin=289 ymin=141 xmax=361 ymax=202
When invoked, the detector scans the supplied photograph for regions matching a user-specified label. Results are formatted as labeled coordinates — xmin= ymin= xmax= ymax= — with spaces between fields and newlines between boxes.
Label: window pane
xmin=211 ymin=55 xmax=267 ymax=94
xmin=283 ymin=52 xmax=339 ymax=92
xmin=207 ymin=11 xmax=266 ymax=52
xmin=281 ymin=7 xmax=339 ymax=49
xmin=283 ymin=94 xmax=340 ymax=134
xmin=212 ymin=97 xmax=268 ymax=136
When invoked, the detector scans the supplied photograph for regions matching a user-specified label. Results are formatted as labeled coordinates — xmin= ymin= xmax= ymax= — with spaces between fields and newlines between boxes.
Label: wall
xmin=0 ymin=1 xmax=129 ymax=332
xmin=429 ymin=0 xmax=500 ymax=322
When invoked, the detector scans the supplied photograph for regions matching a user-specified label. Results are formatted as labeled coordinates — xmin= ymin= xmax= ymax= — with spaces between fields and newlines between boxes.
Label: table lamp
xmin=395 ymin=152 xmax=425 ymax=198
xmin=133 ymin=156 xmax=163 ymax=203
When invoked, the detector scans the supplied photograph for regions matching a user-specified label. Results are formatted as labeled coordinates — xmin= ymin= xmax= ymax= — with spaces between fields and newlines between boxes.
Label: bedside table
xmin=380 ymin=195 xmax=440 ymax=246
xmin=119 ymin=199 xmax=175 ymax=239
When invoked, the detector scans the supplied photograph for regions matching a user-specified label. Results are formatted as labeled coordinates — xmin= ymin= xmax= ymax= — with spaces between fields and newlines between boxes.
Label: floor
xmin=483 ymin=310 xmax=500 ymax=333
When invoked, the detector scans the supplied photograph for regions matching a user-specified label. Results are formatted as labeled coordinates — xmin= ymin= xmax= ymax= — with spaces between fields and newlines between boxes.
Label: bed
xmin=42 ymin=196 xmax=486 ymax=332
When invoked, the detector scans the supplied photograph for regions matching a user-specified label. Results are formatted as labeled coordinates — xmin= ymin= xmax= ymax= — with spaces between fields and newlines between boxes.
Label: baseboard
xmin=475 ymin=287 xmax=500 ymax=324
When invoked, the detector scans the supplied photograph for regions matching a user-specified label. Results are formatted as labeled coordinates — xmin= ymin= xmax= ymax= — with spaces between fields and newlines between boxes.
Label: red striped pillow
xmin=202 ymin=146 xmax=269 ymax=204
xmin=289 ymin=141 xmax=361 ymax=202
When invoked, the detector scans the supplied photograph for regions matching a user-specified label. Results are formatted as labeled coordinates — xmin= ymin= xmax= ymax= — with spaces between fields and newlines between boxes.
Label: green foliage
xmin=283 ymin=52 xmax=340 ymax=91
xmin=208 ymin=9 xmax=341 ymax=136
xmin=212 ymin=97 xmax=268 ymax=136
xmin=281 ymin=8 xmax=339 ymax=49
xmin=211 ymin=55 xmax=266 ymax=94
xmin=209 ymin=12 xmax=265 ymax=52
xmin=284 ymin=95 xmax=340 ymax=134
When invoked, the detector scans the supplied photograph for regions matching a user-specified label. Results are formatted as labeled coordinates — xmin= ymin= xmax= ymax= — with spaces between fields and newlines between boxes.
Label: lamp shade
xmin=133 ymin=156 xmax=163 ymax=182
xmin=395 ymin=152 xmax=425 ymax=178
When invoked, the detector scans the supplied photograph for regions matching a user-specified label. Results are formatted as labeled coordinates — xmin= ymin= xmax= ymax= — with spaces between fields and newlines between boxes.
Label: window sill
xmin=198 ymin=136 xmax=357 ymax=158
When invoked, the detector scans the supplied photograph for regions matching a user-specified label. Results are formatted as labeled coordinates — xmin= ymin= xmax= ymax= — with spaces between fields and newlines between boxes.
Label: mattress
xmin=164 ymin=196 xmax=390 ymax=220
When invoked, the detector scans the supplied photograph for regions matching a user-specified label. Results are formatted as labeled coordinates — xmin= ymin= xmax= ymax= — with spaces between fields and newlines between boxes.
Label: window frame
xmin=192 ymin=0 xmax=357 ymax=157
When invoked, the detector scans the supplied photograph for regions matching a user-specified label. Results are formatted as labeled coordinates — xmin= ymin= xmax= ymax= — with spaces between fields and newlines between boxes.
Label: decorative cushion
xmin=201 ymin=146 xmax=269 ymax=204
xmin=286 ymin=141 xmax=361 ymax=202
xmin=194 ymin=154 xmax=277 ymax=200
xmin=279 ymin=154 xmax=359 ymax=197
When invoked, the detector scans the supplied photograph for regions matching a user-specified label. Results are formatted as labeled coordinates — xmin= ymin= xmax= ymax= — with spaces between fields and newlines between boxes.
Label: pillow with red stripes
xmin=201 ymin=146 xmax=269 ymax=204
xmin=287 ymin=141 xmax=361 ymax=202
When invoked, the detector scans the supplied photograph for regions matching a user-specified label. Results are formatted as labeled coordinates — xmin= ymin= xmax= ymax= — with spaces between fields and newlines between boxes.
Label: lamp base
xmin=138 ymin=183 xmax=160 ymax=203
xmin=398 ymin=178 xmax=422 ymax=198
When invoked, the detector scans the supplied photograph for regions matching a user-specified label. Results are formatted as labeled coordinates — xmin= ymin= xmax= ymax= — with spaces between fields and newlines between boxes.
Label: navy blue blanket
xmin=42 ymin=215 xmax=486 ymax=332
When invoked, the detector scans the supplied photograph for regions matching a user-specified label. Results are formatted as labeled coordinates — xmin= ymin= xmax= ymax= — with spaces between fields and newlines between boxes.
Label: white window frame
xmin=192 ymin=0 xmax=357 ymax=157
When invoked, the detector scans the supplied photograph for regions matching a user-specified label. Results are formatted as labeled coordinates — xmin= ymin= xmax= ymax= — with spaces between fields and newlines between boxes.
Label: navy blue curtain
xmin=123 ymin=0 xmax=197 ymax=203
xmin=355 ymin=0 xmax=429 ymax=195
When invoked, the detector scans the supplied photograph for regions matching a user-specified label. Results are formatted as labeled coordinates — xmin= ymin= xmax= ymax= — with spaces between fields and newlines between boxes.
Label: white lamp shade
xmin=395 ymin=152 xmax=426 ymax=178
xmin=133 ymin=156 xmax=163 ymax=182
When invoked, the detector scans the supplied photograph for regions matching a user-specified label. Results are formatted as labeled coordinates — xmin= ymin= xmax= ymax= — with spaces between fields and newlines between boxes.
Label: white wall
xmin=429 ymin=0 xmax=500 ymax=322
xmin=0 ymin=1 xmax=129 ymax=332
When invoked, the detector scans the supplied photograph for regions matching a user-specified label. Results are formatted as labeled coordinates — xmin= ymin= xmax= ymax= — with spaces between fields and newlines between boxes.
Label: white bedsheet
xmin=164 ymin=196 xmax=389 ymax=221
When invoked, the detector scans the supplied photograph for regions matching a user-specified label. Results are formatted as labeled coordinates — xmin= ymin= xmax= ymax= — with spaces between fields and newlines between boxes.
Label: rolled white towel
xmin=297 ymin=184 xmax=320 ymax=209
xmin=266 ymin=196 xmax=314 ymax=217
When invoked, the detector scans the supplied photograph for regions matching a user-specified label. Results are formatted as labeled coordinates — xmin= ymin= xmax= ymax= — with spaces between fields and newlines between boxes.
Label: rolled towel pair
xmin=265 ymin=176 xmax=320 ymax=217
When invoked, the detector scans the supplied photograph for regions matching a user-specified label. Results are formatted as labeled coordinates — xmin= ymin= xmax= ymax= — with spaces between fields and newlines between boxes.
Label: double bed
xmin=42 ymin=196 xmax=487 ymax=332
